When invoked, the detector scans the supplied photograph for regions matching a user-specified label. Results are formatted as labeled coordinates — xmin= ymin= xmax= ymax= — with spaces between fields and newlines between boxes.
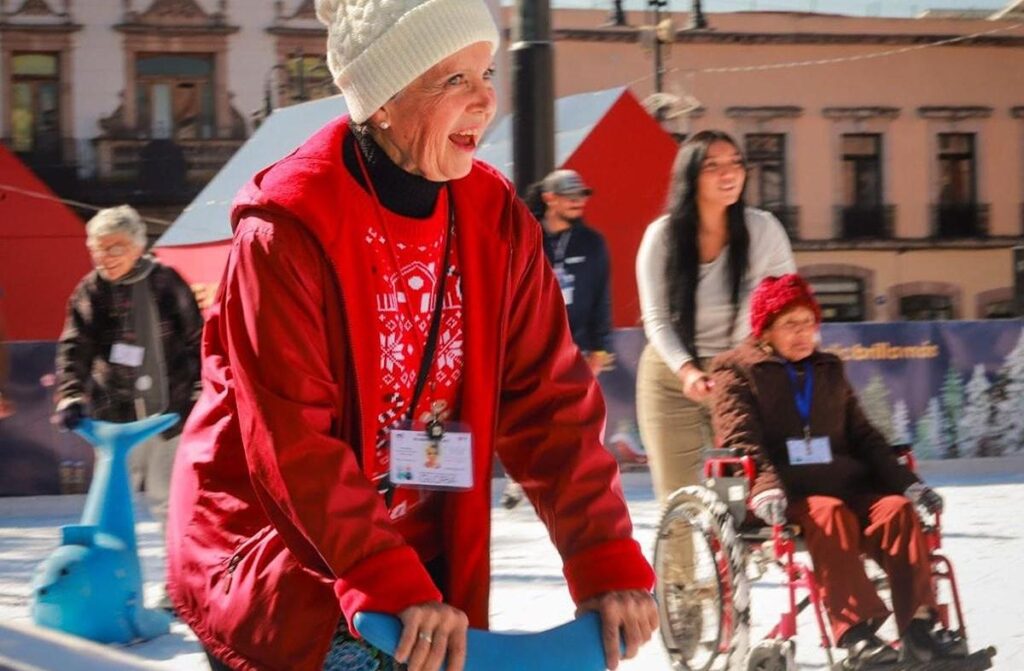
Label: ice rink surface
xmin=1 ymin=461 xmax=1021 ymax=670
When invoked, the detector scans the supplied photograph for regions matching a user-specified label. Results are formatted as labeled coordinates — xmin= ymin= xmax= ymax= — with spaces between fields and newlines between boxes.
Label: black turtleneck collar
xmin=343 ymin=123 xmax=443 ymax=219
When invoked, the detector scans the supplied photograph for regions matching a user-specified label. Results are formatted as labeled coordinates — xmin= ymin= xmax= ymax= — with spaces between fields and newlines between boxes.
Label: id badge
xmin=554 ymin=265 xmax=575 ymax=306
xmin=110 ymin=342 xmax=145 ymax=367
xmin=786 ymin=436 xmax=833 ymax=465
xmin=389 ymin=421 xmax=473 ymax=491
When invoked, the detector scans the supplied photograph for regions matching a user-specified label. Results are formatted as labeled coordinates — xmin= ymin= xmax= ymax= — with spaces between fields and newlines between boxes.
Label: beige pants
xmin=636 ymin=345 xmax=712 ymax=504
xmin=128 ymin=432 xmax=179 ymax=530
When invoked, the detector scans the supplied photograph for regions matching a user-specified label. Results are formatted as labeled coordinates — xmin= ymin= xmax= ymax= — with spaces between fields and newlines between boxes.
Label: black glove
xmin=56 ymin=402 xmax=86 ymax=431
xmin=905 ymin=482 xmax=943 ymax=515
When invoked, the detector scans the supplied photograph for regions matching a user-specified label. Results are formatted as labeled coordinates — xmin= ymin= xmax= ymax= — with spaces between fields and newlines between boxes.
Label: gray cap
xmin=541 ymin=169 xmax=593 ymax=197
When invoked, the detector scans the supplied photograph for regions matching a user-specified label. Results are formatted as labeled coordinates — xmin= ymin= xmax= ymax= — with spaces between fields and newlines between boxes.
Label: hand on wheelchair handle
xmin=751 ymin=489 xmax=788 ymax=526
xmin=905 ymin=482 xmax=943 ymax=515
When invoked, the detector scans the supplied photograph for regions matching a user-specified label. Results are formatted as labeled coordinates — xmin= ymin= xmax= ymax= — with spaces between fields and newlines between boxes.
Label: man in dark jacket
xmin=55 ymin=205 xmax=202 ymax=608
xmin=503 ymin=169 xmax=615 ymax=509
xmin=538 ymin=169 xmax=614 ymax=373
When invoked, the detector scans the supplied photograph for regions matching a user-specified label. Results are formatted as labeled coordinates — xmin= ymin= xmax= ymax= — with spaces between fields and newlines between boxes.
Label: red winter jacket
xmin=166 ymin=118 xmax=654 ymax=671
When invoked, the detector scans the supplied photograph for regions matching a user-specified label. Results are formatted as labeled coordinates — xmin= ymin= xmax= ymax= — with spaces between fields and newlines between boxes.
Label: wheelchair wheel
xmin=654 ymin=485 xmax=751 ymax=671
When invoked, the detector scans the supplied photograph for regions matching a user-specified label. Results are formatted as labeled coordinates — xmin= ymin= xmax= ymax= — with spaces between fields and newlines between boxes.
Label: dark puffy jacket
xmin=56 ymin=260 xmax=202 ymax=438
xmin=710 ymin=338 xmax=917 ymax=502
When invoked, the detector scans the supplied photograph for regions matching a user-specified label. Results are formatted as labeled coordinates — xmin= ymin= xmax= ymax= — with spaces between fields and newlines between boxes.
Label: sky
xmin=499 ymin=0 xmax=1013 ymax=18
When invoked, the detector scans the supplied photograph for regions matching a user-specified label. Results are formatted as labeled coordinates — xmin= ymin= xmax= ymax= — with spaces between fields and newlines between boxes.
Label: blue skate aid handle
xmin=353 ymin=611 xmax=620 ymax=671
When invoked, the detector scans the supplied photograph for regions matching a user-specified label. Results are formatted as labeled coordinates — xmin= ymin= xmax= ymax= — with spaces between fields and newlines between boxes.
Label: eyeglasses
xmin=773 ymin=318 xmax=818 ymax=334
xmin=87 ymin=243 xmax=129 ymax=258
xmin=700 ymin=159 xmax=746 ymax=175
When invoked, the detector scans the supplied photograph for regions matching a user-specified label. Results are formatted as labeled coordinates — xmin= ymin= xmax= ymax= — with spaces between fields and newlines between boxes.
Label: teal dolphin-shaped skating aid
xmin=30 ymin=414 xmax=179 ymax=643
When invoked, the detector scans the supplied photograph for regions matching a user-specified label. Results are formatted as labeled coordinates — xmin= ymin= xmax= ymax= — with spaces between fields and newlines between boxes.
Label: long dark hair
xmin=664 ymin=130 xmax=750 ymax=364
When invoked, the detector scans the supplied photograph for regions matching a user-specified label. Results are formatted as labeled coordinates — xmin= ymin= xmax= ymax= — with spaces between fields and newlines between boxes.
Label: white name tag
xmin=110 ymin=342 xmax=145 ymax=367
xmin=389 ymin=428 xmax=473 ymax=490
xmin=786 ymin=436 xmax=833 ymax=465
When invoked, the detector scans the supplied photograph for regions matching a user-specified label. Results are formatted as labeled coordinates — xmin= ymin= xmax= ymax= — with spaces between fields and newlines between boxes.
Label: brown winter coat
xmin=710 ymin=338 xmax=918 ymax=502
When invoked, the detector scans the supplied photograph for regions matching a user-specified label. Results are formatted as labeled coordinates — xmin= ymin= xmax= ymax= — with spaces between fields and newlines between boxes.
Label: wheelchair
xmin=653 ymin=445 xmax=995 ymax=671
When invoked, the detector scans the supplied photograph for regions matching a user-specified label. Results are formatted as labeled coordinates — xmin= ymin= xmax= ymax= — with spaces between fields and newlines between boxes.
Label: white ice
xmin=1 ymin=461 xmax=1022 ymax=670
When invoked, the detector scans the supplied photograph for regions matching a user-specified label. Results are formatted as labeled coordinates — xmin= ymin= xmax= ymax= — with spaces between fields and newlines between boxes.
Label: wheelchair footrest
xmin=833 ymin=647 xmax=995 ymax=671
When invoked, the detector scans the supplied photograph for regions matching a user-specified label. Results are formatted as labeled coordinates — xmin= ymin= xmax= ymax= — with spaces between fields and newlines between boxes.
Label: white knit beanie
xmin=316 ymin=0 xmax=500 ymax=124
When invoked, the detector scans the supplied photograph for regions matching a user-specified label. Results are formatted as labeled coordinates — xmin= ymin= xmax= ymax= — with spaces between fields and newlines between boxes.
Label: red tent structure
xmin=0 ymin=146 xmax=91 ymax=341
xmin=155 ymin=88 xmax=679 ymax=327
xmin=475 ymin=87 xmax=678 ymax=328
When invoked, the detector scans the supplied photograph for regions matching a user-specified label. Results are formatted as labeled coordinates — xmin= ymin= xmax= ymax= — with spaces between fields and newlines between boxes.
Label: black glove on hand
xmin=905 ymin=482 xmax=944 ymax=515
xmin=56 ymin=402 xmax=86 ymax=431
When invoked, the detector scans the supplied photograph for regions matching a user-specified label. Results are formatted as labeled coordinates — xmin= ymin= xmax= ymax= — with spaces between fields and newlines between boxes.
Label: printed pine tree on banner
xmin=861 ymin=374 xmax=895 ymax=444
xmin=892 ymin=399 xmax=913 ymax=446
xmin=914 ymin=397 xmax=947 ymax=460
xmin=958 ymin=364 xmax=991 ymax=458
xmin=940 ymin=366 xmax=965 ymax=459
xmin=995 ymin=329 xmax=1024 ymax=453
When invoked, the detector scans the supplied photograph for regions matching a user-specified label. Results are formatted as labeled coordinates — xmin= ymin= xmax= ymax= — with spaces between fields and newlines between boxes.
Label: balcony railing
xmin=930 ymin=203 xmax=990 ymax=239
xmin=763 ymin=205 xmax=800 ymax=241
xmin=94 ymin=138 xmax=245 ymax=183
xmin=834 ymin=204 xmax=895 ymax=239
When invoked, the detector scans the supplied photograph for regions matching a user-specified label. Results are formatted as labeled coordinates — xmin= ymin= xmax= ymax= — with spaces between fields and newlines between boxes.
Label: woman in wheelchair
xmin=709 ymin=274 xmax=960 ymax=667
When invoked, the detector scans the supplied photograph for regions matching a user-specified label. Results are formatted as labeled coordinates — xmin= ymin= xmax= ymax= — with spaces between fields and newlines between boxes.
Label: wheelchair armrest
xmin=706 ymin=447 xmax=745 ymax=459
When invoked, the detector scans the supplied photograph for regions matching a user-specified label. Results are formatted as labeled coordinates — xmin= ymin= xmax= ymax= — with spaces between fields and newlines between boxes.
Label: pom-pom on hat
xmin=750 ymin=274 xmax=822 ymax=338
xmin=316 ymin=0 xmax=500 ymax=124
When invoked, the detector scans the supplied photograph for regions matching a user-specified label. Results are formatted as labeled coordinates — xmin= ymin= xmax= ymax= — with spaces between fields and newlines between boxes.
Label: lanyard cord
xmin=353 ymin=142 xmax=455 ymax=422
xmin=784 ymin=360 xmax=813 ymax=431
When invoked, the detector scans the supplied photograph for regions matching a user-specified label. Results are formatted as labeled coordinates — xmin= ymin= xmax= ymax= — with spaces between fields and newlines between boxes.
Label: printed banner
xmin=601 ymin=322 xmax=1024 ymax=467
xmin=3 ymin=321 xmax=1023 ymax=495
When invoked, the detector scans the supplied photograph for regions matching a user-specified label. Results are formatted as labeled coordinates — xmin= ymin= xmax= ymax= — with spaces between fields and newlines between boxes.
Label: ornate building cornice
xmin=917 ymin=106 xmax=993 ymax=120
xmin=725 ymin=105 xmax=803 ymax=120
xmin=116 ymin=0 xmax=238 ymax=35
xmin=542 ymin=26 xmax=1024 ymax=48
xmin=0 ymin=0 xmax=80 ymax=29
xmin=823 ymin=106 xmax=901 ymax=120
xmin=267 ymin=0 xmax=324 ymax=37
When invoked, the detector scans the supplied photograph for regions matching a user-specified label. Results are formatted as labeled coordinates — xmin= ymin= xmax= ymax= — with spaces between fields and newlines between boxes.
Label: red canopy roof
xmin=0 ymin=146 xmax=92 ymax=341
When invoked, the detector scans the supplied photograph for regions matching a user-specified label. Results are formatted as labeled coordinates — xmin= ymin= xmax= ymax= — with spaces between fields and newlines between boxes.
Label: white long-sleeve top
xmin=636 ymin=207 xmax=796 ymax=373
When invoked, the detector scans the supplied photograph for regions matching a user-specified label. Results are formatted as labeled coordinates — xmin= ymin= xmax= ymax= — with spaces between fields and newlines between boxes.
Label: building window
xmin=283 ymin=53 xmax=334 ymax=104
xmin=135 ymin=54 xmax=215 ymax=140
xmin=808 ymin=276 xmax=866 ymax=322
xmin=10 ymin=52 xmax=61 ymax=157
xmin=744 ymin=133 xmax=795 ymax=237
xmin=983 ymin=300 xmax=1015 ymax=319
xmin=934 ymin=133 xmax=987 ymax=237
xmin=838 ymin=133 xmax=890 ymax=238
xmin=900 ymin=294 xmax=954 ymax=321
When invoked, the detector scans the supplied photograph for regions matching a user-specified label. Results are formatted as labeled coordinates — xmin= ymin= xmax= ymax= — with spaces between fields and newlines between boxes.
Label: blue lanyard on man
xmin=784 ymin=361 xmax=813 ymax=443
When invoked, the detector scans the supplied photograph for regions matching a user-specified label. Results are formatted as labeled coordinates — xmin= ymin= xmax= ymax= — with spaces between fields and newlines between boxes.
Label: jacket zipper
xmin=223 ymin=552 xmax=243 ymax=594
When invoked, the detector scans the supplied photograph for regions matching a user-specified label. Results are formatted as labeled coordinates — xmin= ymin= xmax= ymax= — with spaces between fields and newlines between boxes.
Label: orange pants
xmin=787 ymin=493 xmax=936 ymax=644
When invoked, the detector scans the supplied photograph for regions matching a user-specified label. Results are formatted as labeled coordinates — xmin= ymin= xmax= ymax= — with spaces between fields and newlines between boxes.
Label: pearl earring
xmin=379 ymin=121 xmax=390 ymax=130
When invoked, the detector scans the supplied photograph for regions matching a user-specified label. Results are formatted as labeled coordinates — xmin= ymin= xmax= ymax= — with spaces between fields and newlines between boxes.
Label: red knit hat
xmin=750 ymin=274 xmax=822 ymax=338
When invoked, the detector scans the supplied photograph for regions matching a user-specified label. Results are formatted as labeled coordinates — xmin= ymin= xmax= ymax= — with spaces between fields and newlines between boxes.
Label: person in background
xmin=54 ymin=204 xmax=202 ymax=609
xmin=635 ymin=129 xmax=796 ymax=505
xmin=166 ymin=1 xmax=657 ymax=670
xmin=501 ymin=169 xmax=615 ymax=510
xmin=710 ymin=274 xmax=961 ymax=666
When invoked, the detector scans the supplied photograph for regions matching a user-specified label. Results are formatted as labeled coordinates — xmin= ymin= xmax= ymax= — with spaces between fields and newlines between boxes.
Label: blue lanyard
xmin=784 ymin=361 xmax=813 ymax=431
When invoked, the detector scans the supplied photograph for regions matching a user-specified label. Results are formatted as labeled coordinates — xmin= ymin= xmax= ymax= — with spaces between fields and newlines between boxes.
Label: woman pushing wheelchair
xmin=709 ymin=274 xmax=963 ymax=667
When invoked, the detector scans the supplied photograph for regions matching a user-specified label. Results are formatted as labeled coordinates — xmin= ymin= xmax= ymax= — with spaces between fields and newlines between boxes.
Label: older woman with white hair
xmin=166 ymin=1 xmax=657 ymax=671
xmin=55 ymin=204 xmax=202 ymax=606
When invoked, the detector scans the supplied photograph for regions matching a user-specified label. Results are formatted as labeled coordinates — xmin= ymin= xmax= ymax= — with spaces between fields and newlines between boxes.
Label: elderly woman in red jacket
xmin=710 ymin=274 xmax=960 ymax=667
xmin=166 ymin=1 xmax=656 ymax=671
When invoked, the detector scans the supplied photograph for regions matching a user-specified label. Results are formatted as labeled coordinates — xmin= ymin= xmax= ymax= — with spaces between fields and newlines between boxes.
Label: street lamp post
xmin=510 ymin=0 xmax=555 ymax=195
xmin=649 ymin=0 xmax=668 ymax=94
